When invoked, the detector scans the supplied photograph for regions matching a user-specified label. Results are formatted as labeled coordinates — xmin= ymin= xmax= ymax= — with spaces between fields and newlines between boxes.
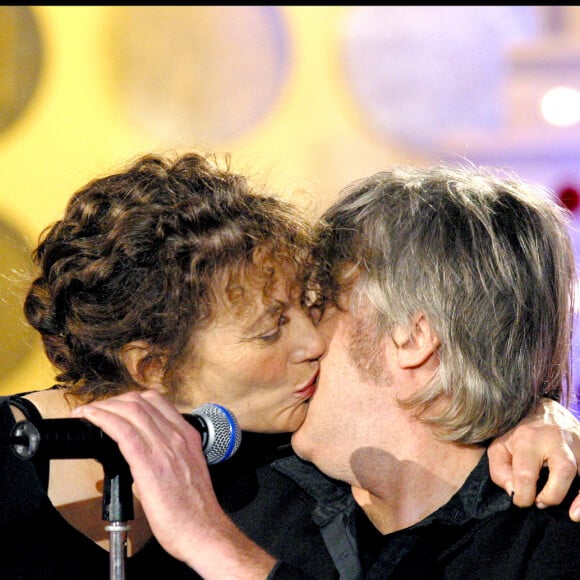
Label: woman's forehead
xmin=214 ymin=262 xmax=300 ymax=318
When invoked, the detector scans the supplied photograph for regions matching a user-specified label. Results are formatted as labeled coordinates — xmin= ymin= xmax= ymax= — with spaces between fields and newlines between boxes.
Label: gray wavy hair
xmin=312 ymin=163 xmax=576 ymax=444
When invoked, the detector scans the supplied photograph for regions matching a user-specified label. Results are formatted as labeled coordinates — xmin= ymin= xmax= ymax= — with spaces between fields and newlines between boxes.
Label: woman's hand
xmin=488 ymin=398 xmax=580 ymax=521
xmin=72 ymin=390 xmax=275 ymax=579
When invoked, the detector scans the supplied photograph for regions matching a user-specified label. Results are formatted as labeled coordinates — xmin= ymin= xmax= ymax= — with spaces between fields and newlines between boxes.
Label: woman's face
xmin=173 ymin=267 xmax=325 ymax=433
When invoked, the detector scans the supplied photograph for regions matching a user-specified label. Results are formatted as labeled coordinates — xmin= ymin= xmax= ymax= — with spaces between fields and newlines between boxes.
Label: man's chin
xmin=290 ymin=429 xmax=310 ymax=460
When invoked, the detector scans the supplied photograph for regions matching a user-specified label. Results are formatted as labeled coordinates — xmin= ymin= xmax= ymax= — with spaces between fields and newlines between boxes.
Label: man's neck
xmin=351 ymin=441 xmax=485 ymax=534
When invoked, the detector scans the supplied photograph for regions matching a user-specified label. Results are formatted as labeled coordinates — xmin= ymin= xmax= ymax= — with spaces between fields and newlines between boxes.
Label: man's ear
xmin=120 ymin=340 xmax=167 ymax=392
xmin=391 ymin=314 xmax=440 ymax=369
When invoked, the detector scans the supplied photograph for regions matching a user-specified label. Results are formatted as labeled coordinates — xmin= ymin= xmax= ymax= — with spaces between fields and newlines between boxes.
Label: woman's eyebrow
xmin=245 ymin=301 xmax=287 ymax=334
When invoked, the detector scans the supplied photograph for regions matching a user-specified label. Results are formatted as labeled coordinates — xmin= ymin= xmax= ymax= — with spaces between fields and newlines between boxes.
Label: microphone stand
xmin=100 ymin=455 xmax=134 ymax=580
xmin=8 ymin=404 xmax=242 ymax=579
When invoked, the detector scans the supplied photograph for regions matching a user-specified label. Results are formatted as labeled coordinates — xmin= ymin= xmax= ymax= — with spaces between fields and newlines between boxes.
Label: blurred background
xmin=1 ymin=6 xmax=579 ymax=416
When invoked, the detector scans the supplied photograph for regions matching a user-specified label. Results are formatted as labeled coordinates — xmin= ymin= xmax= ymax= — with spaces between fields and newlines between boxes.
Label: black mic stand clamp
xmin=10 ymin=419 xmax=135 ymax=580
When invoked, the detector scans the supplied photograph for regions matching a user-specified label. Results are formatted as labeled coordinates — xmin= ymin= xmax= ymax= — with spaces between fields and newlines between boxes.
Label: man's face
xmin=291 ymin=285 xmax=399 ymax=486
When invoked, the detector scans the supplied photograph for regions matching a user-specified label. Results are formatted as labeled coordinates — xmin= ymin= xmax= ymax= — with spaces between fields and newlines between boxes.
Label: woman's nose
xmin=293 ymin=311 xmax=326 ymax=362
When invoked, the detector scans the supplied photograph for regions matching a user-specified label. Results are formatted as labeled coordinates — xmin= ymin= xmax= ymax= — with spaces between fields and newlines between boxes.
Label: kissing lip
xmin=296 ymin=371 xmax=319 ymax=399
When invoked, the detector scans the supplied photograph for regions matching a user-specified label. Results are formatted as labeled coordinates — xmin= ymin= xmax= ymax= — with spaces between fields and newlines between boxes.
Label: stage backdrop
xmin=0 ymin=6 xmax=579 ymax=414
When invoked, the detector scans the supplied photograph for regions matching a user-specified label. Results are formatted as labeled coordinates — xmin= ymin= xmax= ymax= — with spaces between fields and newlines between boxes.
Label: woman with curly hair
xmin=0 ymin=151 xmax=323 ymax=578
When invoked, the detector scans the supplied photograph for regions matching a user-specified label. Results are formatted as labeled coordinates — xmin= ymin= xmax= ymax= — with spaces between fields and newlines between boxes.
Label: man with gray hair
xmin=289 ymin=163 xmax=580 ymax=577
xmin=77 ymin=163 xmax=580 ymax=578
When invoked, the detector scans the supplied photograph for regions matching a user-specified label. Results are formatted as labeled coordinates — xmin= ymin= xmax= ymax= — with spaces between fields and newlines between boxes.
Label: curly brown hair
xmin=24 ymin=152 xmax=313 ymax=403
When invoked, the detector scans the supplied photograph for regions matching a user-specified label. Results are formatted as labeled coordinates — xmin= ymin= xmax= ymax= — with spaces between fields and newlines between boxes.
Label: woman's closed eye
xmin=256 ymin=314 xmax=288 ymax=343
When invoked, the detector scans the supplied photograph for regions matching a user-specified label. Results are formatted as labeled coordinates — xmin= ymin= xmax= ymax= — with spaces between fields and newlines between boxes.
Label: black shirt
xmin=264 ymin=452 xmax=580 ymax=579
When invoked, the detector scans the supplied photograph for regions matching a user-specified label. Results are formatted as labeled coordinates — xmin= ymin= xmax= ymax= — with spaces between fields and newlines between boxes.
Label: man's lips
xmin=296 ymin=372 xmax=318 ymax=399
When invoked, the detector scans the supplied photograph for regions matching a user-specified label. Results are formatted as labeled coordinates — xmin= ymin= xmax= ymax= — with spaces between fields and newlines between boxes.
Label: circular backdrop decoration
xmin=0 ymin=6 xmax=43 ymax=134
xmin=107 ymin=6 xmax=290 ymax=144
xmin=340 ymin=6 xmax=540 ymax=153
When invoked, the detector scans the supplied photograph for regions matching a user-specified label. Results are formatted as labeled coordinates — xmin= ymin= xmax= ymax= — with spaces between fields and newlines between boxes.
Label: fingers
xmin=71 ymin=390 xmax=207 ymax=482
xmin=486 ymin=442 xmax=515 ymax=498
xmin=487 ymin=398 xmax=580 ymax=521
xmin=489 ymin=439 xmax=575 ymax=509
xmin=500 ymin=439 xmax=542 ymax=508
xmin=489 ymin=432 xmax=578 ymax=508
xmin=73 ymin=390 xmax=194 ymax=443
xmin=569 ymin=493 xmax=580 ymax=522
xmin=487 ymin=430 xmax=542 ymax=506
xmin=534 ymin=449 xmax=578 ymax=508
xmin=73 ymin=391 xmax=161 ymax=444
xmin=70 ymin=390 xmax=236 ymax=567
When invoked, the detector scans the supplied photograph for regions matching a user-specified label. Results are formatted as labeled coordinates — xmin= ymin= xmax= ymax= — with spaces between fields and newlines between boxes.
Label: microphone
xmin=9 ymin=402 xmax=242 ymax=466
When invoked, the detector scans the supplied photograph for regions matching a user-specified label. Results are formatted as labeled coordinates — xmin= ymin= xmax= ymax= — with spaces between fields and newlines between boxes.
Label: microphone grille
xmin=193 ymin=403 xmax=242 ymax=465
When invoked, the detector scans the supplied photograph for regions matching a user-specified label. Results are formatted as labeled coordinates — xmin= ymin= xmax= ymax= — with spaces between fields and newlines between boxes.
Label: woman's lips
xmin=296 ymin=372 xmax=318 ymax=399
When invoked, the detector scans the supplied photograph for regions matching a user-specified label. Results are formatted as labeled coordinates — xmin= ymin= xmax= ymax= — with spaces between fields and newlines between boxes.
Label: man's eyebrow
xmin=245 ymin=301 xmax=287 ymax=334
